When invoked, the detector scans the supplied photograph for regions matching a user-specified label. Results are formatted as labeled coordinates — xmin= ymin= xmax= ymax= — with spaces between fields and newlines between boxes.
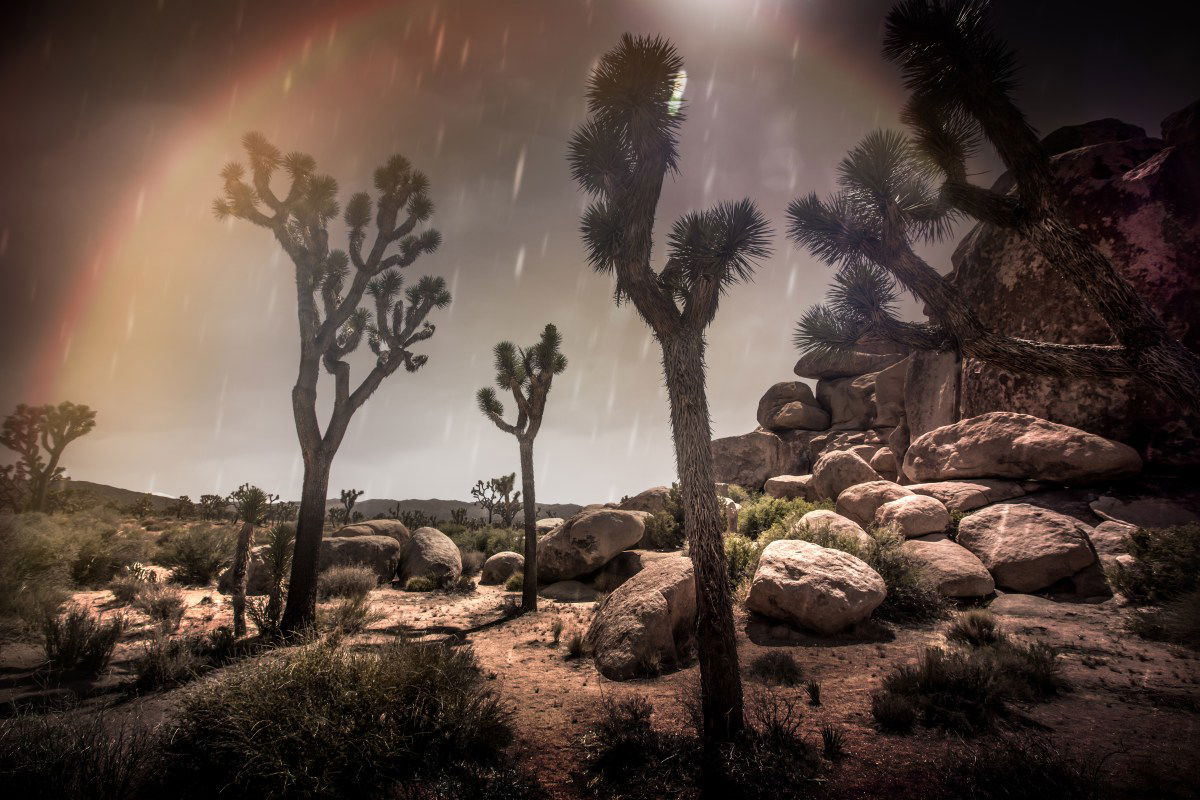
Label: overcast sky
xmin=1 ymin=0 xmax=1196 ymax=504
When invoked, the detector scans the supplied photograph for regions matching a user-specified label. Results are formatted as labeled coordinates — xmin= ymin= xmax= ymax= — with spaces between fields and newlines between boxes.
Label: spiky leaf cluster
xmin=477 ymin=324 xmax=567 ymax=440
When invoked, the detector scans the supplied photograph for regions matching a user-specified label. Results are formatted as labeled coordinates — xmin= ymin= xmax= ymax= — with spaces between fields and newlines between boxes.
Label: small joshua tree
xmin=492 ymin=473 xmax=522 ymax=528
xmin=228 ymin=483 xmax=275 ymax=637
xmin=0 ymin=402 xmax=96 ymax=512
xmin=568 ymin=34 xmax=772 ymax=742
xmin=477 ymin=324 xmax=568 ymax=611
xmin=788 ymin=0 xmax=1200 ymax=412
xmin=329 ymin=488 xmax=364 ymax=528
xmin=171 ymin=495 xmax=195 ymax=519
xmin=215 ymin=133 xmax=451 ymax=634
xmin=470 ymin=479 xmax=500 ymax=525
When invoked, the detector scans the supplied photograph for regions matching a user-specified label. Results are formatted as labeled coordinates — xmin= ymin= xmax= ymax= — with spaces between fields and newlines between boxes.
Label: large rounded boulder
xmin=812 ymin=450 xmax=882 ymax=501
xmin=586 ymin=556 xmax=696 ymax=680
xmin=318 ymin=535 xmax=403 ymax=584
xmin=757 ymin=381 xmax=830 ymax=431
xmin=747 ymin=540 xmax=886 ymax=635
xmin=874 ymin=494 xmax=950 ymax=538
xmin=835 ymin=480 xmax=913 ymax=528
xmin=398 ymin=527 xmax=462 ymax=586
xmin=907 ymin=480 xmax=1025 ymax=512
xmin=617 ymin=487 xmax=672 ymax=515
xmin=537 ymin=509 xmax=646 ymax=583
xmin=955 ymin=504 xmax=1096 ymax=592
xmin=764 ymin=474 xmax=816 ymax=501
xmin=796 ymin=510 xmax=873 ymax=550
xmin=901 ymin=535 xmax=995 ymax=597
xmin=903 ymin=412 xmax=1142 ymax=483
xmin=480 ymin=551 xmax=523 ymax=585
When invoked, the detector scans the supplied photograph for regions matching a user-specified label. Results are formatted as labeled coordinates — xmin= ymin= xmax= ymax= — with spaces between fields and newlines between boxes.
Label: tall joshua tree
xmin=229 ymin=483 xmax=275 ymax=637
xmin=568 ymin=34 xmax=772 ymax=742
xmin=215 ymin=133 xmax=451 ymax=634
xmin=477 ymin=324 xmax=567 ymax=611
xmin=0 ymin=402 xmax=96 ymax=512
xmin=788 ymin=0 xmax=1200 ymax=414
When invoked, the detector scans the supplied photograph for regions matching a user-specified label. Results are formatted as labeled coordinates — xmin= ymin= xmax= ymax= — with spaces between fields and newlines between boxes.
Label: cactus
xmin=477 ymin=324 xmax=567 ymax=612
xmin=215 ymin=136 xmax=451 ymax=634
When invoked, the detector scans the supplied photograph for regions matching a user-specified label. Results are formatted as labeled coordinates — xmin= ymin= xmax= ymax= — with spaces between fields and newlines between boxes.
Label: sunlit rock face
xmin=949 ymin=99 xmax=1200 ymax=466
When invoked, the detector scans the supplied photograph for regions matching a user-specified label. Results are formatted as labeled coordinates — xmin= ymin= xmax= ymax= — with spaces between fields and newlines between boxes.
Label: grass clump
xmin=460 ymin=548 xmax=486 ymax=577
xmin=565 ymin=631 xmax=586 ymax=660
xmin=937 ymin=735 xmax=1111 ymax=800
xmin=132 ymin=583 xmax=186 ymax=632
xmin=746 ymin=651 xmax=804 ymax=686
xmin=870 ymin=615 xmax=1068 ymax=734
xmin=0 ymin=709 xmax=161 ymax=800
xmin=504 ymin=572 xmax=524 ymax=592
xmin=405 ymin=575 xmax=436 ymax=592
xmin=1106 ymin=523 xmax=1199 ymax=603
xmin=156 ymin=525 xmax=233 ymax=586
xmin=580 ymin=692 xmax=820 ymax=800
xmin=1127 ymin=589 xmax=1200 ymax=649
xmin=164 ymin=640 xmax=513 ymax=798
xmin=316 ymin=564 xmax=377 ymax=600
xmin=321 ymin=595 xmax=385 ymax=636
xmin=42 ymin=604 xmax=127 ymax=675
xmin=132 ymin=627 xmax=254 ymax=691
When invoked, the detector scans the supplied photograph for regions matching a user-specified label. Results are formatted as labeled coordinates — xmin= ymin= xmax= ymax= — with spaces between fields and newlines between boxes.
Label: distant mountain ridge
xmin=60 ymin=479 xmax=583 ymax=522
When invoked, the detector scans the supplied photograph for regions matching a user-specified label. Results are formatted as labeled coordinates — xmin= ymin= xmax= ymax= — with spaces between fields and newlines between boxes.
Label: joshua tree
xmin=788 ymin=0 xmax=1200 ymax=413
xmin=171 ymin=495 xmax=195 ymax=519
xmin=126 ymin=494 xmax=154 ymax=521
xmin=215 ymin=133 xmax=451 ymax=635
xmin=198 ymin=494 xmax=226 ymax=521
xmin=258 ymin=522 xmax=296 ymax=635
xmin=568 ymin=34 xmax=772 ymax=742
xmin=449 ymin=507 xmax=469 ymax=526
xmin=229 ymin=483 xmax=274 ymax=637
xmin=492 ymin=473 xmax=522 ymax=528
xmin=470 ymin=479 xmax=500 ymax=525
xmin=0 ymin=402 xmax=96 ymax=512
xmin=329 ymin=488 xmax=364 ymax=527
xmin=477 ymin=324 xmax=568 ymax=611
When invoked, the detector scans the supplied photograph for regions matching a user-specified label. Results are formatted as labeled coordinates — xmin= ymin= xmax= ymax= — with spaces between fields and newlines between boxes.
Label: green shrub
xmin=0 ymin=710 xmax=161 ymax=800
xmin=156 ymin=525 xmax=233 ymax=586
xmin=871 ymin=691 xmax=917 ymax=732
xmin=460 ymin=549 xmax=486 ymax=576
xmin=724 ymin=533 xmax=760 ymax=588
xmin=1127 ymin=589 xmax=1200 ymax=649
xmin=449 ymin=575 xmax=477 ymax=594
xmin=42 ymin=604 xmax=127 ymax=674
xmin=1107 ymin=523 xmax=1200 ymax=603
xmin=406 ymin=576 xmax=436 ymax=592
xmin=504 ymin=573 xmax=523 ymax=592
xmin=746 ymin=651 xmax=804 ymax=686
xmin=69 ymin=527 xmax=153 ymax=587
xmin=447 ymin=527 xmax=523 ymax=559
xmin=132 ymin=634 xmax=207 ymax=691
xmin=738 ymin=496 xmax=821 ymax=540
xmin=859 ymin=528 xmax=947 ymax=624
xmin=109 ymin=563 xmax=159 ymax=605
xmin=321 ymin=595 xmax=385 ymax=635
xmin=164 ymin=640 xmax=512 ymax=798
xmin=316 ymin=564 xmax=377 ymax=600
xmin=947 ymin=609 xmax=1002 ymax=647
xmin=725 ymin=484 xmax=750 ymax=504
xmin=641 ymin=511 xmax=685 ymax=550
xmin=133 ymin=583 xmax=186 ymax=632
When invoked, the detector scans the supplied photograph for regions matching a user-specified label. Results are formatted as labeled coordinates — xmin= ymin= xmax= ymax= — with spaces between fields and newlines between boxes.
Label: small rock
xmin=480 ymin=551 xmax=524 ymax=585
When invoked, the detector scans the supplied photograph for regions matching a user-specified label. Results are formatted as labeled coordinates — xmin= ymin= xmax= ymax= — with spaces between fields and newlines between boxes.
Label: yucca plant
xmin=227 ymin=483 xmax=275 ymax=637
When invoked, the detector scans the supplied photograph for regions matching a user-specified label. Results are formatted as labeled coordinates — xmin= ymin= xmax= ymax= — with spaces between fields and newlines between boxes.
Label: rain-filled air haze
xmin=1 ymin=0 xmax=1196 ymax=504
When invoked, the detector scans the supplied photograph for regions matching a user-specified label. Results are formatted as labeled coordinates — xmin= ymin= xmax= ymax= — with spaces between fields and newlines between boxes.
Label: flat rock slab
xmin=1089 ymin=495 xmax=1200 ymax=528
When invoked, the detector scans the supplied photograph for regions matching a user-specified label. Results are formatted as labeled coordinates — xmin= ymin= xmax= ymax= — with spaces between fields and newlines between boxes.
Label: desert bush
xmin=449 ymin=575 xmax=477 ymax=594
xmin=746 ymin=651 xmax=804 ymax=686
xmin=724 ymin=484 xmax=750 ymax=503
xmin=42 ymin=604 xmax=127 ymax=674
xmin=820 ymin=725 xmax=845 ymax=760
xmin=504 ymin=572 xmax=524 ymax=592
xmin=947 ymin=609 xmax=1002 ymax=647
xmin=859 ymin=528 xmax=946 ymax=624
xmin=132 ymin=634 xmax=207 ymax=691
xmin=460 ymin=548 xmax=486 ymax=576
xmin=1107 ymin=523 xmax=1200 ymax=603
xmin=164 ymin=640 xmax=512 ymax=798
xmin=133 ymin=583 xmax=186 ymax=632
xmin=565 ymin=631 xmax=586 ymax=659
xmin=937 ymin=735 xmax=1110 ymax=800
xmin=109 ymin=563 xmax=159 ymax=605
xmin=1127 ymin=589 xmax=1200 ymax=649
xmin=69 ymin=526 xmax=154 ymax=587
xmin=871 ymin=637 xmax=1067 ymax=734
xmin=321 ymin=595 xmax=385 ymax=635
xmin=641 ymin=510 xmax=685 ymax=550
xmin=724 ymin=533 xmax=760 ymax=588
xmin=580 ymin=692 xmax=820 ymax=800
xmin=156 ymin=525 xmax=233 ymax=585
xmin=738 ymin=496 xmax=821 ymax=540
xmin=316 ymin=564 xmax=377 ymax=600
xmin=405 ymin=576 xmax=436 ymax=592
xmin=448 ymin=526 xmax=524 ymax=559
xmin=0 ymin=709 xmax=161 ymax=800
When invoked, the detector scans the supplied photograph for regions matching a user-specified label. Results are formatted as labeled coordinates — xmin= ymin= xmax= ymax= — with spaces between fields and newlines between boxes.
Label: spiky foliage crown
xmin=477 ymin=324 xmax=567 ymax=437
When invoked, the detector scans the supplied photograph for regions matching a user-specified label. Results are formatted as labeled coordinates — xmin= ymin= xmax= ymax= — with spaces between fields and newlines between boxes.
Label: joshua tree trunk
xmin=662 ymin=334 xmax=744 ymax=742
xmin=518 ymin=437 xmax=538 ymax=611
xmin=280 ymin=451 xmax=330 ymax=635
xmin=231 ymin=521 xmax=255 ymax=637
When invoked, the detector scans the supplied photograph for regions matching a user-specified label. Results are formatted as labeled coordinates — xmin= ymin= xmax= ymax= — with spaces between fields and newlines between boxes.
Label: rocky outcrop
xmin=757 ymin=382 xmax=829 ymax=431
xmin=869 ymin=447 xmax=898 ymax=482
xmin=835 ymin=481 xmax=913 ymax=528
xmin=712 ymin=428 xmax=810 ymax=490
xmin=330 ymin=519 xmax=410 ymax=545
xmin=1088 ymin=495 xmax=1200 ymax=528
xmin=747 ymin=540 xmax=886 ymax=634
xmin=794 ymin=347 xmax=906 ymax=380
xmin=817 ymin=373 xmax=879 ymax=431
xmin=586 ymin=556 xmax=696 ymax=680
xmin=796 ymin=509 xmax=872 ymax=549
xmin=901 ymin=535 xmax=995 ymax=597
xmin=903 ymin=412 xmax=1142 ymax=484
xmin=903 ymin=351 xmax=961 ymax=448
xmin=617 ymin=487 xmax=672 ymax=515
xmin=537 ymin=509 xmax=646 ymax=583
xmin=480 ymin=551 xmax=523 ymax=585
xmin=812 ymin=450 xmax=881 ymax=501
xmin=956 ymin=504 xmax=1096 ymax=592
xmin=950 ymin=108 xmax=1200 ymax=466
xmin=318 ymin=535 xmax=403 ymax=583
xmin=874 ymin=494 xmax=950 ymax=538
xmin=536 ymin=517 xmax=564 ymax=534
xmin=398 ymin=527 xmax=462 ymax=586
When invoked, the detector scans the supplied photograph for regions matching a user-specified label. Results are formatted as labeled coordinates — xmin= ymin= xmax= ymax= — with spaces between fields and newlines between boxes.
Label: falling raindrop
xmin=513 ymin=245 xmax=525 ymax=279
xmin=511 ymin=146 xmax=526 ymax=201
